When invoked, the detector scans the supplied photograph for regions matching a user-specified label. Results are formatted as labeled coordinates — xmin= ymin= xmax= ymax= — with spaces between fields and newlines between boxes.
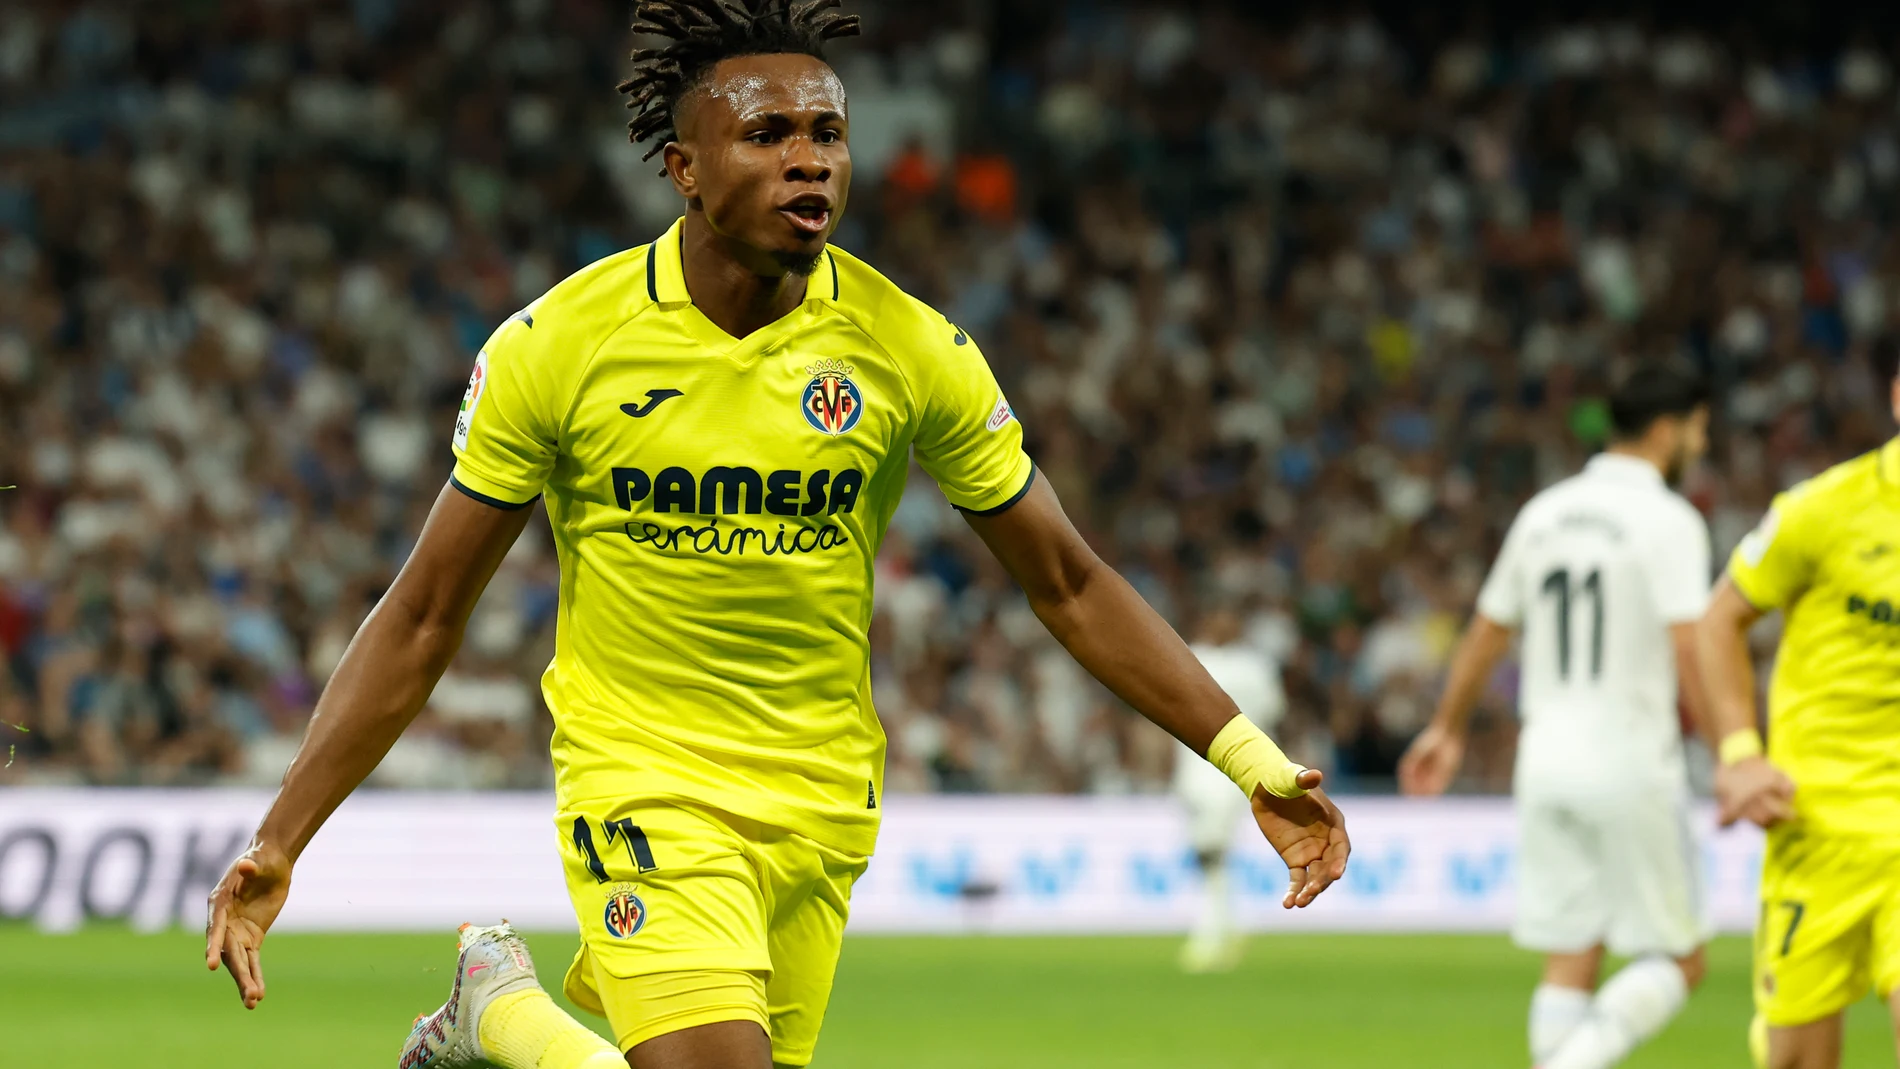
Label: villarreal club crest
xmin=603 ymin=883 xmax=647 ymax=939
xmin=802 ymin=359 xmax=864 ymax=436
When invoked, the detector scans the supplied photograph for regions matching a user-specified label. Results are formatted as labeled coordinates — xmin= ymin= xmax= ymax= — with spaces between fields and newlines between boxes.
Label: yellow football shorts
xmin=1753 ymin=827 xmax=1900 ymax=1026
xmin=554 ymin=799 xmax=869 ymax=1065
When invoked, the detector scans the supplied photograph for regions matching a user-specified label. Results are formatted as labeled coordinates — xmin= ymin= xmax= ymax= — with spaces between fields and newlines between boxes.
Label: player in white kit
xmin=1399 ymin=366 xmax=1715 ymax=1069
xmin=1172 ymin=607 xmax=1286 ymax=972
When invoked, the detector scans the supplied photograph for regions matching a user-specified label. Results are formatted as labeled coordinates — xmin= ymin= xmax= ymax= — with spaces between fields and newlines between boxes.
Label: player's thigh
xmin=619 ymin=987 xmax=775 ymax=1069
xmin=1761 ymin=1014 xmax=1844 ymax=1069
xmin=555 ymin=802 xmax=771 ymax=1036
xmin=1868 ymin=842 xmax=1900 ymax=1021
xmin=1513 ymin=797 xmax=1609 ymax=953
xmin=1601 ymin=796 xmax=1708 ymax=959
xmin=1755 ymin=829 xmax=1881 ymax=1028
xmin=758 ymin=836 xmax=869 ymax=1068
xmin=1890 ymin=988 xmax=1900 ymax=1065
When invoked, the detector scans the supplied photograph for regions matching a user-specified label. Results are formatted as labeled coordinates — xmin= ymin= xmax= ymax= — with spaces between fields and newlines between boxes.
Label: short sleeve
xmin=449 ymin=314 xmax=557 ymax=509
xmin=1647 ymin=504 xmax=1713 ymax=623
xmin=1475 ymin=513 xmax=1531 ymax=626
xmin=1727 ymin=488 xmax=1819 ymax=611
xmin=912 ymin=330 xmax=1035 ymax=513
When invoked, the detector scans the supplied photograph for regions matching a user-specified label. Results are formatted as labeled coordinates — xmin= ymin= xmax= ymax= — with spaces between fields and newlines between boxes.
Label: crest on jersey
xmin=452 ymin=351 xmax=488 ymax=451
xmin=603 ymin=884 xmax=647 ymax=939
xmin=801 ymin=359 xmax=864 ymax=436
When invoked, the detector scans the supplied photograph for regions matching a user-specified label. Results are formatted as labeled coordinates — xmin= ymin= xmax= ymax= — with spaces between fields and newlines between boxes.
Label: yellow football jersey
xmin=449 ymin=219 xmax=1033 ymax=855
xmin=1727 ymin=437 xmax=1900 ymax=839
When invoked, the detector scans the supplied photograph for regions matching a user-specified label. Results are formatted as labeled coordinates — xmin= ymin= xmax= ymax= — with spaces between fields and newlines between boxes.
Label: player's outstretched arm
xmin=1696 ymin=577 xmax=1795 ymax=827
xmin=960 ymin=477 xmax=1348 ymax=907
xmin=1396 ymin=614 xmax=1512 ymax=796
xmin=204 ymin=484 xmax=532 ymax=1008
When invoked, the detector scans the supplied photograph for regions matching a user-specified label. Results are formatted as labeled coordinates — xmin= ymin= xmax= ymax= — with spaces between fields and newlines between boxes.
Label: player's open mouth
xmin=779 ymin=194 xmax=832 ymax=236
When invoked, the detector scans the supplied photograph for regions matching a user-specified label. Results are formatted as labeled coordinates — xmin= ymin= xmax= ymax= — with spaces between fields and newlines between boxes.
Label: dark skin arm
xmin=204 ymin=485 xmax=532 ymax=1007
xmin=1696 ymin=577 xmax=1796 ymax=827
xmin=963 ymin=477 xmax=1349 ymax=908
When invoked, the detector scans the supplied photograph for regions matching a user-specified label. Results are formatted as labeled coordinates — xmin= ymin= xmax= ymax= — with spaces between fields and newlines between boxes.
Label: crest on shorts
xmin=603 ymin=883 xmax=647 ymax=939
xmin=801 ymin=358 xmax=864 ymax=436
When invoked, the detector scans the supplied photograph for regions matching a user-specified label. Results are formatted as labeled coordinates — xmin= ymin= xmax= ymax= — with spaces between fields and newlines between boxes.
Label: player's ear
xmin=663 ymin=141 xmax=696 ymax=199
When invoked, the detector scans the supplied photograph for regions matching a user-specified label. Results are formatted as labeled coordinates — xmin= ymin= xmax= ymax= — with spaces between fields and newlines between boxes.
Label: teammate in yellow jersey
xmin=1698 ymin=344 xmax=1900 ymax=1069
xmin=200 ymin=3 xmax=1349 ymax=1068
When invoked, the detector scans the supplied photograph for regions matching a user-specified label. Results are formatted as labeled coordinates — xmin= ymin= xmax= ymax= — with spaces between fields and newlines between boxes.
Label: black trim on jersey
xmin=646 ymin=242 xmax=659 ymax=302
xmin=1726 ymin=570 xmax=1775 ymax=614
xmin=830 ymin=252 xmax=840 ymax=300
xmin=955 ymin=465 xmax=1037 ymax=517
xmin=449 ymin=474 xmax=538 ymax=512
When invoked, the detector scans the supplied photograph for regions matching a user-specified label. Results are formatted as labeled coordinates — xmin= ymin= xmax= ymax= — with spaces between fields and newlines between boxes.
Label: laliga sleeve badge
xmin=452 ymin=351 xmax=488 ymax=451
xmin=802 ymin=358 xmax=864 ymax=436
xmin=603 ymin=883 xmax=648 ymax=939
xmin=985 ymin=394 xmax=1016 ymax=432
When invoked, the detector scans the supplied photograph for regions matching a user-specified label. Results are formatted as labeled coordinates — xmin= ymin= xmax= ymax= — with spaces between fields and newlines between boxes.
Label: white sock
xmin=1189 ymin=860 xmax=1233 ymax=947
xmin=1543 ymin=958 xmax=1689 ymax=1069
xmin=1529 ymin=983 xmax=1593 ymax=1064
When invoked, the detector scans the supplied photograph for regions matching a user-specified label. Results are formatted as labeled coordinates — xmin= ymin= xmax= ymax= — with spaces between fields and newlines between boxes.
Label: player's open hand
xmin=204 ymin=839 xmax=293 ymax=1009
xmin=1251 ymin=770 xmax=1350 ymax=909
xmin=1715 ymin=756 xmax=1795 ymax=828
xmin=1396 ymin=724 xmax=1464 ymax=797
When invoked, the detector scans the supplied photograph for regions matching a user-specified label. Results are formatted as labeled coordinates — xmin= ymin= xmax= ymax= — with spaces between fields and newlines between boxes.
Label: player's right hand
xmin=1715 ymin=755 xmax=1795 ymax=828
xmin=1396 ymin=724 xmax=1464 ymax=797
xmin=1251 ymin=771 xmax=1350 ymax=909
xmin=204 ymin=839 xmax=293 ymax=1009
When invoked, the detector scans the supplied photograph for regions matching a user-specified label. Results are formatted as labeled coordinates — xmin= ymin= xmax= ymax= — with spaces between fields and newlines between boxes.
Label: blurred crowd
xmin=3 ymin=1 xmax=1895 ymax=792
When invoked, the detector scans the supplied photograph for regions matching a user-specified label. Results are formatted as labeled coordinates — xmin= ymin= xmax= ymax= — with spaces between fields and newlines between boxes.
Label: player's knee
xmin=1541 ymin=947 xmax=1603 ymax=989
xmin=1674 ymin=947 xmax=1707 ymax=990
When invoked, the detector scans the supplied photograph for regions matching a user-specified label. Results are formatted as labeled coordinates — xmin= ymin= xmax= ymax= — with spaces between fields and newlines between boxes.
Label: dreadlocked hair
xmin=618 ymin=0 xmax=862 ymax=167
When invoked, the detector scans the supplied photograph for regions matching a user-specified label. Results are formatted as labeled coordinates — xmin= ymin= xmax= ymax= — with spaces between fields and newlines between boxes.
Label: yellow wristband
xmin=1206 ymin=714 xmax=1309 ymax=799
xmin=1718 ymin=728 xmax=1764 ymax=766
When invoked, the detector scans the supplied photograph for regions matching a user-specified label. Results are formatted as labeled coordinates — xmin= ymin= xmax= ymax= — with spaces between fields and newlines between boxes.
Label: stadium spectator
xmin=0 ymin=2 xmax=1892 ymax=795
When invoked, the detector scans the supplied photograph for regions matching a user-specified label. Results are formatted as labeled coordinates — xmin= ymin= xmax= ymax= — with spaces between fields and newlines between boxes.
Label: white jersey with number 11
xmin=1476 ymin=453 xmax=1711 ymax=797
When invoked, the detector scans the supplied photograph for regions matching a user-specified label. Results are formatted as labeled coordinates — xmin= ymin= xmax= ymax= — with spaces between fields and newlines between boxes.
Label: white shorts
xmin=1513 ymin=791 xmax=1710 ymax=958
xmin=1173 ymin=750 xmax=1249 ymax=856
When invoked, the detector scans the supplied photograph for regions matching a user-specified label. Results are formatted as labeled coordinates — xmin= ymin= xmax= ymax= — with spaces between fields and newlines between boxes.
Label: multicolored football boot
xmin=397 ymin=922 xmax=541 ymax=1068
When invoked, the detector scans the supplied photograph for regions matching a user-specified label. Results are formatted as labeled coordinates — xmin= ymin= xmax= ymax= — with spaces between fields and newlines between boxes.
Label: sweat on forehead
xmin=675 ymin=54 xmax=845 ymax=134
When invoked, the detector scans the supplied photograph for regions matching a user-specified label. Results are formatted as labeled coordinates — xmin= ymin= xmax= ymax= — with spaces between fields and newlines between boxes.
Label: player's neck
xmin=680 ymin=211 xmax=811 ymax=340
xmin=1602 ymin=443 xmax=1666 ymax=477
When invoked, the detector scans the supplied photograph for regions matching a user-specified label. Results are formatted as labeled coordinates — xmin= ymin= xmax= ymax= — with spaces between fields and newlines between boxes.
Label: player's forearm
xmin=1428 ymin=615 xmax=1512 ymax=737
xmin=250 ymin=484 xmax=529 ymax=862
xmin=255 ymin=592 xmax=467 ymax=861
xmin=1695 ymin=592 xmax=1761 ymax=742
xmin=1669 ymin=622 xmax=1720 ymax=750
xmin=1026 ymin=557 xmax=1243 ymax=754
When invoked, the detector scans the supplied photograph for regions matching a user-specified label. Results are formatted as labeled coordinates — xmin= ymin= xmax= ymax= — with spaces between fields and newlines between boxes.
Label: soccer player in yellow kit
xmin=1699 ymin=348 xmax=1900 ymax=1069
xmin=201 ymin=3 xmax=1350 ymax=1068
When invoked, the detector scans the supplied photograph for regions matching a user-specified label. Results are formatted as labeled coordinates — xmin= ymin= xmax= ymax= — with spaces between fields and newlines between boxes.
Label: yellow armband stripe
xmin=1207 ymin=714 xmax=1309 ymax=799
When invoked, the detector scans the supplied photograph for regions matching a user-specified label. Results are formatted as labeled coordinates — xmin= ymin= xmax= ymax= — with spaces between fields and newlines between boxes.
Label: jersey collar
xmin=1881 ymin=436 xmax=1900 ymax=488
xmin=1584 ymin=451 xmax=1665 ymax=485
xmin=646 ymin=217 xmax=841 ymax=308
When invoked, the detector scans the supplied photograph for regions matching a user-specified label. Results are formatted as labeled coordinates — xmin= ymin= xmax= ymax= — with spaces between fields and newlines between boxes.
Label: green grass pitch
xmin=2 ymin=929 xmax=1891 ymax=1067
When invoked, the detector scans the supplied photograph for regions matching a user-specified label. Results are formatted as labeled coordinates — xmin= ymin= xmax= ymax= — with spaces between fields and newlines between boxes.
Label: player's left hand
xmin=1251 ymin=770 xmax=1350 ymax=909
xmin=1715 ymin=755 xmax=1796 ymax=828
xmin=204 ymin=839 xmax=292 ymax=1009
